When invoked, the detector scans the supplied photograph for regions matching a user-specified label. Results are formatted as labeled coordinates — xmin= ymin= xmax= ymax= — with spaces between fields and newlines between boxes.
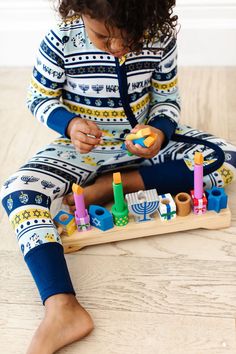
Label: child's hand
xmin=125 ymin=124 xmax=165 ymax=158
xmin=66 ymin=117 xmax=103 ymax=154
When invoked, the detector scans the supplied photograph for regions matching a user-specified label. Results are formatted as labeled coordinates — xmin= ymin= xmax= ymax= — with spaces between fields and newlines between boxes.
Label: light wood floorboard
xmin=0 ymin=67 xmax=236 ymax=354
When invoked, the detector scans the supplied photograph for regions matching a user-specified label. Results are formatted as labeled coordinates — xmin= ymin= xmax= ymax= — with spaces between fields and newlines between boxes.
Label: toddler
xmin=1 ymin=0 xmax=236 ymax=353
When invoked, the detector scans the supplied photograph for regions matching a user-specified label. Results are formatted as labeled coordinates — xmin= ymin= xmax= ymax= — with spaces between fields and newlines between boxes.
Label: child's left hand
xmin=125 ymin=124 xmax=165 ymax=159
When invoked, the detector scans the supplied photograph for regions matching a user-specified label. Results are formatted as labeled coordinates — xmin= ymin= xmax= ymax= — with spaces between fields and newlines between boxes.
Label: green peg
xmin=111 ymin=172 xmax=129 ymax=226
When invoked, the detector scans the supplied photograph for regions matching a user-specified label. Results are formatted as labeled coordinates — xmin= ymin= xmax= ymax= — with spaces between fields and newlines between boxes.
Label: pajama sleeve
xmin=26 ymin=26 xmax=77 ymax=136
xmin=147 ymin=36 xmax=181 ymax=148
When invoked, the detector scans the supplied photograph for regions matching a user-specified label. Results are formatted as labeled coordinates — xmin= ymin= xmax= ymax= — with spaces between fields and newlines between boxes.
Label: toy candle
xmin=72 ymin=183 xmax=91 ymax=231
xmin=194 ymin=152 xmax=204 ymax=199
xmin=111 ymin=172 xmax=129 ymax=226
xmin=112 ymin=172 xmax=126 ymax=212
xmin=72 ymin=184 xmax=87 ymax=217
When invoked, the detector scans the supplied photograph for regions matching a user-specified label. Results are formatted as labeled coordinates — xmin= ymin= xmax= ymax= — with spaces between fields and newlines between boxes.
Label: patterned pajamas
xmin=1 ymin=17 xmax=236 ymax=303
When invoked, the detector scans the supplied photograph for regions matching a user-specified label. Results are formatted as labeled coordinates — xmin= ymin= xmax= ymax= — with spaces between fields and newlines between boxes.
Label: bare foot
xmin=26 ymin=294 xmax=94 ymax=354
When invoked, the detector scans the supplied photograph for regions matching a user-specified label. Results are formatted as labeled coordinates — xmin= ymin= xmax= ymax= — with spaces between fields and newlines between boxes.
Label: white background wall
xmin=0 ymin=0 xmax=236 ymax=66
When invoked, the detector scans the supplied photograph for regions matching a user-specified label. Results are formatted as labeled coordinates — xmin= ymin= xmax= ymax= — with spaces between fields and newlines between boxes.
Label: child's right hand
xmin=66 ymin=117 xmax=103 ymax=154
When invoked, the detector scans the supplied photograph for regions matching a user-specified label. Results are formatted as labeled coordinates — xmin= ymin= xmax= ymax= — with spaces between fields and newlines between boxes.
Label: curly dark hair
xmin=57 ymin=0 xmax=178 ymax=51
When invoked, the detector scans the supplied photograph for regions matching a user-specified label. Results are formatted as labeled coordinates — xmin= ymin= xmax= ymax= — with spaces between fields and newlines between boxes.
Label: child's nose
xmin=109 ymin=38 xmax=125 ymax=53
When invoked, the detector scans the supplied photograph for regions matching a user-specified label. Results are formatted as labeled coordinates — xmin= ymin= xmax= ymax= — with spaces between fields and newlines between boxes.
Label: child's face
xmin=82 ymin=14 xmax=130 ymax=57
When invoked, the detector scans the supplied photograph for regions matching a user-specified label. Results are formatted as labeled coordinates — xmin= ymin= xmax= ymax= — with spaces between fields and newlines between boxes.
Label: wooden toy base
xmin=61 ymin=207 xmax=231 ymax=254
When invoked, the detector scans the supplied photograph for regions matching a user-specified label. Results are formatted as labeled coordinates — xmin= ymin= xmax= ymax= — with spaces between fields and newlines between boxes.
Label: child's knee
xmin=1 ymin=173 xmax=62 ymax=256
xmin=0 ymin=171 xmax=63 ymax=215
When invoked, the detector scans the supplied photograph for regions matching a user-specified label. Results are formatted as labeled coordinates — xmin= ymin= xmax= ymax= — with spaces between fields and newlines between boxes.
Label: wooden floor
xmin=0 ymin=67 xmax=236 ymax=354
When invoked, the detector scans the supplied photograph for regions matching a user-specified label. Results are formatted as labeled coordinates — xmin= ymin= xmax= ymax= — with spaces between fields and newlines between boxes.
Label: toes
xmin=63 ymin=194 xmax=75 ymax=206
xmin=62 ymin=194 xmax=76 ymax=214
xmin=69 ymin=206 xmax=76 ymax=213
xmin=62 ymin=195 xmax=68 ymax=204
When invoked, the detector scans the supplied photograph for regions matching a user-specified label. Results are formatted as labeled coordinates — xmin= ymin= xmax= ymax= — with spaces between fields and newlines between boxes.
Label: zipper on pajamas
xmin=115 ymin=57 xmax=138 ymax=129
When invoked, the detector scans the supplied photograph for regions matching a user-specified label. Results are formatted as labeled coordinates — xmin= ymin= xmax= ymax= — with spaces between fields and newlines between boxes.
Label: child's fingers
xmin=141 ymin=139 xmax=161 ymax=157
xmin=73 ymin=139 xmax=96 ymax=153
xmin=125 ymin=140 xmax=141 ymax=149
xmin=130 ymin=124 xmax=145 ymax=134
xmin=125 ymin=141 xmax=145 ymax=155
xmin=73 ymin=119 xmax=99 ymax=138
xmin=75 ymin=131 xmax=101 ymax=146
xmin=126 ymin=140 xmax=158 ymax=158
xmin=77 ymin=148 xmax=93 ymax=154
xmin=86 ymin=120 xmax=103 ymax=138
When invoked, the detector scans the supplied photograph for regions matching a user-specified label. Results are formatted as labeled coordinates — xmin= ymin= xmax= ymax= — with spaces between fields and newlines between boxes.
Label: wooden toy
xmin=60 ymin=207 xmax=231 ymax=253
xmin=143 ymin=135 xmax=157 ymax=148
xmin=205 ymin=187 xmax=228 ymax=213
xmin=111 ymin=172 xmax=129 ymax=226
xmin=191 ymin=152 xmax=207 ymax=214
xmin=58 ymin=167 xmax=231 ymax=253
xmin=72 ymin=183 xmax=91 ymax=231
xmin=194 ymin=152 xmax=204 ymax=199
xmin=174 ymin=192 xmax=191 ymax=216
xmin=123 ymin=127 xmax=157 ymax=156
xmin=190 ymin=190 xmax=207 ymax=215
xmin=53 ymin=210 xmax=77 ymax=236
xmin=125 ymin=189 xmax=159 ymax=222
xmin=89 ymin=205 xmax=114 ymax=231
xmin=158 ymin=193 xmax=177 ymax=221
xmin=126 ymin=127 xmax=154 ymax=140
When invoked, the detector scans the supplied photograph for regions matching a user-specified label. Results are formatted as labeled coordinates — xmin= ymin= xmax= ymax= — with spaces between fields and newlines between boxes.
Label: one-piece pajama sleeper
xmin=1 ymin=17 xmax=236 ymax=303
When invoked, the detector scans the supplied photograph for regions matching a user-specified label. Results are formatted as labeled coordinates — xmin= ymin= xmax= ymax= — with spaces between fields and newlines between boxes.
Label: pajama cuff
xmin=139 ymin=159 xmax=194 ymax=195
xmin=47 ymin=107 xmax=78 ymax=137
xmin=148 ymin=115 xmax=177 ymax=149
xmin=24 ymin=242 xmax=76 ymax=304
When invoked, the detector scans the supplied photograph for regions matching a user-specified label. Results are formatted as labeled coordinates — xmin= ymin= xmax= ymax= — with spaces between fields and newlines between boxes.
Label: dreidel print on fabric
xmin=205 ymin=187 xmax=228 ymax=213
xmin=72 ymin=183 xmax=91 ymax=232
xmin=111 ymin=172 xmax=129 ymax=226
xmin=126 ymin=189 xmax=159 ymax=222
xmin=191 ymin=152 xmax=207 ymax=215
xmin=158 ymin=194 xmax=176 ymax=221
xmin=89 ymin=205 xmax=114 ymax=231
xmin=53 ymin=210 xmax=77 ymax=236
